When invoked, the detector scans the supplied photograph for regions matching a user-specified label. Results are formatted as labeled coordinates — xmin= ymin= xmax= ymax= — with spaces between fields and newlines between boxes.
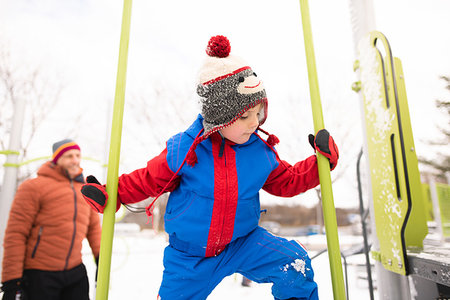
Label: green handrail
xmin=96 ymin=0 xmax=132 ymax=299
xmin=298 ymin=0 xmax=346 ymax=299
xmin=2 ymin=155 xmax=106 ymax=168
xmin=0 ymin=150 xmax=20 ymax=155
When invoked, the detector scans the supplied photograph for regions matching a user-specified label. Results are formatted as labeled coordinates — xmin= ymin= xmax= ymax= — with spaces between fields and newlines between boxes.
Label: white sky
xmin=1 ymin=0 xmax=449 ymax=208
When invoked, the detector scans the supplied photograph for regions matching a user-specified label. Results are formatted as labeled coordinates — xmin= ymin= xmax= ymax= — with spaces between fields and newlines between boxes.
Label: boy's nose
xmin=249 ymin=115 xmax=259 ymax=128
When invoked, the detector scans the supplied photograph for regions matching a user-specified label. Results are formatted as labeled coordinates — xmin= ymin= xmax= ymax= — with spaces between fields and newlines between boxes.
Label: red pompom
xmin=206 ymin=35 xmax=231 ymax=58
xmin=267 ymin=134 xmax=280 ymax=146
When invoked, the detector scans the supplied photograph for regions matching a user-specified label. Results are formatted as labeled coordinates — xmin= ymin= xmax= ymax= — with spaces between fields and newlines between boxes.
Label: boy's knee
xmin=272 ymin=255 xmax=318 ymax=300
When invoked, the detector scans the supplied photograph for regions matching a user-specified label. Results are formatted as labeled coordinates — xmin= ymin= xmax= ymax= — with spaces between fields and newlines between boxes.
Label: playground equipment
xmin=0 ymin=93 xmax=25 ymax=267
xmin=299 ymin=0 xmax=346 ymax=298
xmin=423 ymin=181 xmax=450 ymax=242
xmin=354 ymin=30 xmax=450 ymax=299
xmin=95 ymin=0 xmax=132 ymax=299
xmin=96 ymin=0 xmax=348 ymax=299
xmin=2 ymin=1 xmax=449 ymax=299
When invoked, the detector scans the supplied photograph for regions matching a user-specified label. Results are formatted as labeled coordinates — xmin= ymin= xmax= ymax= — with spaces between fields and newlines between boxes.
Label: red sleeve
xmin=117 ymin=148 xmax=180 ymax=205
xmin=263 ymin=155 xmax=320 ymax=197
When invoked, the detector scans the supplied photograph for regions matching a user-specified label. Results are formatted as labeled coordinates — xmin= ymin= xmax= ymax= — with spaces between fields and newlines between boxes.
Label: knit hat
xmin=52 ymin=139 xmax=80 ymax=164
xmin=196 ymin=35 xmax=268 ymax=138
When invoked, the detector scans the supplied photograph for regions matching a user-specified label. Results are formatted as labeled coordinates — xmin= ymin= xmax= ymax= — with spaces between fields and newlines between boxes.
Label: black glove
xmin=309 ymin=129 xmax=339 ymax=171
xmin=1 ymin=278 xmax=25 ymax=300
xmin=81 ymin=176 xmax=121 ymax=213
xmin=95 ymin=256 xmax=99 ymax=283
xmin=81 ymin=175 xmax=109 ymax=213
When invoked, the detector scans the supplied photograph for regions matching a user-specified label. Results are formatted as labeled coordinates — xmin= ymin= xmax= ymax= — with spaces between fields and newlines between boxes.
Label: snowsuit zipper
xmin=219 ymin=137 xmax=225 ymax=158
xmin=31 ymin=226 xmax=43 ymax=258
xmin=64 ymin=179 xmax=77 ymax=270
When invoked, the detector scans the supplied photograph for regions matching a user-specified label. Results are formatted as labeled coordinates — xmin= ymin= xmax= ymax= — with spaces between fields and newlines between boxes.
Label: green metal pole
xmin=96 ymin=0 xmax=132 ymax=299
xmin=298 ymin=0 xmax=346 ymax=299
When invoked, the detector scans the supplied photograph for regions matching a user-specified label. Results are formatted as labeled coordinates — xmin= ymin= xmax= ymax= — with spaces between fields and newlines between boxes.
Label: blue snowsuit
xmin=117 ymin=115 xmax=320 ymax=300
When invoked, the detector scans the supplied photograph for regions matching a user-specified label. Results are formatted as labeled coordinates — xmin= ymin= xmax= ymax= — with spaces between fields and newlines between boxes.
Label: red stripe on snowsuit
xmin=205 ymin=134 xmax=239 ymax=257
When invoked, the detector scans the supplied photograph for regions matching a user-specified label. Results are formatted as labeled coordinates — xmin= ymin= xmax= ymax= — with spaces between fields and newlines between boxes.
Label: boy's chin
xmin=234 ymin=137 xmax=250 ymax=144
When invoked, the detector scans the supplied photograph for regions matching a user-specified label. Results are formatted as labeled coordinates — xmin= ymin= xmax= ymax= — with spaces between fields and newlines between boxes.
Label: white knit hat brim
xmin=197 ymin=54 xmax=248 ymax=84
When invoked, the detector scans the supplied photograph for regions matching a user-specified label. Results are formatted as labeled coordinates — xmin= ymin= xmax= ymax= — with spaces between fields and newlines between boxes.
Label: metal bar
xmin=96 ymin=0 xmax=132 ymax=299
xmin=298 ymin=0 xmax=346 ymax=298
xmin=357 ymin=149 xmax=375 ymax=300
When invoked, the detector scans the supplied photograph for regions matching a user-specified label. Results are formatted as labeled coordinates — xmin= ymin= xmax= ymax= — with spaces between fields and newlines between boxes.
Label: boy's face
xmin=220 ymin=103 xmax=262 ymax=144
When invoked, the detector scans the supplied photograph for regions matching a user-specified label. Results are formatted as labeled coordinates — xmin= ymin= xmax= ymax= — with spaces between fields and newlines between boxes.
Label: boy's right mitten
xmin=81 ymin=175 xmax=110 ymax=213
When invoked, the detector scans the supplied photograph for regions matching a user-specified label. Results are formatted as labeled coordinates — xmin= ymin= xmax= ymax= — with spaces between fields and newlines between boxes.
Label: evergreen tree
xmin=420 ymin=76 xmax=450 ymax=182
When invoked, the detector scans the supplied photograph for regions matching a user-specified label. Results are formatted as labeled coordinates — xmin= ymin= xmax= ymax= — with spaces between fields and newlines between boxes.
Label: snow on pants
xmin=158 ymin=226 xmax=318 ymax=300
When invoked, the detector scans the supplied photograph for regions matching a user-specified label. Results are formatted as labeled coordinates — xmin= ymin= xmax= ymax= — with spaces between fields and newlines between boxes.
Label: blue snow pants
xmin=158 ymin=226 xmax=318 ymax=300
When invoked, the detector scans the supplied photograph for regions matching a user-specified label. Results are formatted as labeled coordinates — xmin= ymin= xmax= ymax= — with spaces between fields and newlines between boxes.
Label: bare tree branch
xmin=0 ymin=39 xmax=69 ymax=183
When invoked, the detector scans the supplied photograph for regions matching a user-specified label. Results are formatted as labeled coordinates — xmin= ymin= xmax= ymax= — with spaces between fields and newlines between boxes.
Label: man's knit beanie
xmin=52 ymin=139 xmax=80 ymax=164
xmin=196 ymin=35 xmax=268 ymax=138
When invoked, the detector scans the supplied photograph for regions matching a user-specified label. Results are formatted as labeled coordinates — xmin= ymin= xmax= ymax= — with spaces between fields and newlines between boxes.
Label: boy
xmin=82 ymin=35 xmax=338 ymax=300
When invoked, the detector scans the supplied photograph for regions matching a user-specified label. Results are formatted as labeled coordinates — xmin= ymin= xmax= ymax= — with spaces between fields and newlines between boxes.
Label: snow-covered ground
xmin=83 ymin=225 xmax=377 ymax=299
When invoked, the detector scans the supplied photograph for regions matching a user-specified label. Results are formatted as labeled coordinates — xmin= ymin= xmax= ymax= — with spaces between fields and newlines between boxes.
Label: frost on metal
xmin=358 ymin=36 xmax=395 ymax=140
xmin=283 ymin=259 xmax=307 ymax=277
xmin=358 ymin=34 xmax=405 ymax=270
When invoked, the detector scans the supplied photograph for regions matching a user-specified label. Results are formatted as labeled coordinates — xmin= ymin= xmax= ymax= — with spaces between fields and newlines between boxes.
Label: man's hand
xmin=1 ymin=278 xmax=25 ymax=300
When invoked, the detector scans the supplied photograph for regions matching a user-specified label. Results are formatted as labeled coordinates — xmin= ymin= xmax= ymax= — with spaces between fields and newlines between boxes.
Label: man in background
xmin=1 ymin=139 xmax=102 ymax=300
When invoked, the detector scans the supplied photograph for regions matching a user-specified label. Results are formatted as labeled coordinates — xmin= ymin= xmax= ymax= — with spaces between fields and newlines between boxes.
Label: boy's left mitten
xmin=81 ymin=175 xmax=109 ymax=213
xmin=308 ymin=129 xmax=339 ymax=170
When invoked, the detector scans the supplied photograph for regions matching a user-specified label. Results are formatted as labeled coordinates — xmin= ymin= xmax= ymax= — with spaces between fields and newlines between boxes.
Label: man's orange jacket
xmin=2 ymin=161 xmax=102 ymax=282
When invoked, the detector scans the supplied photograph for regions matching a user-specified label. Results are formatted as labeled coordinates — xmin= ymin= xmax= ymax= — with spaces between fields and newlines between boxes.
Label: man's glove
xmin=308 ymin=129 xmax=339 ymax=171
xmin=81 ymin=176 xmax=110 ymax=213
xmin=1 ymin=278 xmax=25 ymax=300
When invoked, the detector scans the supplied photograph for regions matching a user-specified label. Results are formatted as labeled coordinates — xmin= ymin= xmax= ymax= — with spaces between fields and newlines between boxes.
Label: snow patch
xmin=283 ymin=259 xmax=307 ymax=277
xmin=291 ymin=259 xmax=306 ymax=275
